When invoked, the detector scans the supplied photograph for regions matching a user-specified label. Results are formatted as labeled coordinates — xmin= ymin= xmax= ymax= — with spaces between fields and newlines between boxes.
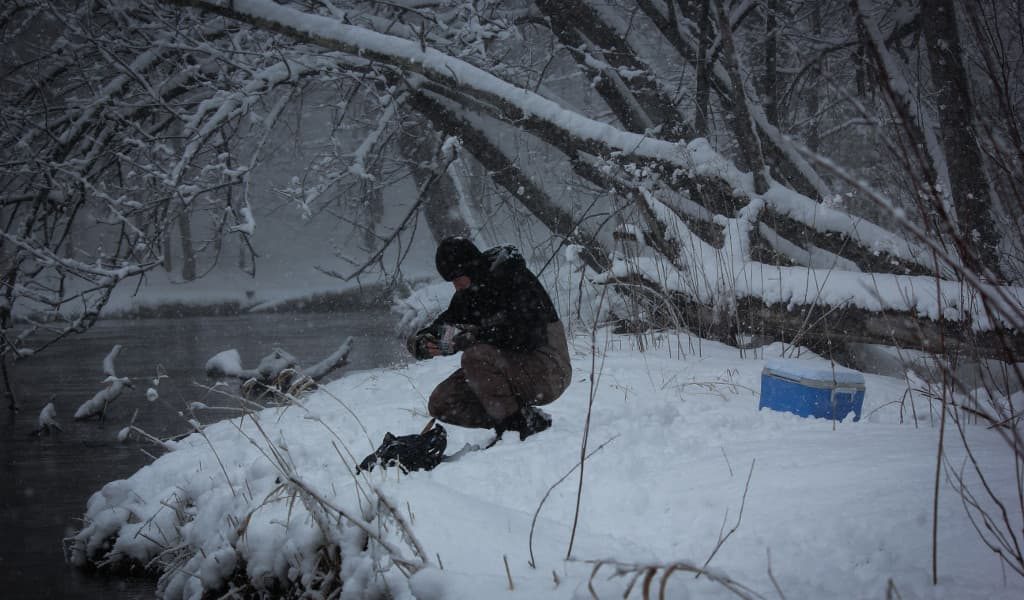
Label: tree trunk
xmin=638 ymin=0 xmax=826 ymax=199
xmin=807 ymin=2 xmax=822 ymax=151
xmin=162 ymin=221 xmax=173 ymax=273
xmin=762 ymin=0 xmax=779 ymax=126
xmin=407 ymin=90 xmax=610 ymax=271
xmin=694 ymin=0 xmax=713 ymax=136
xmin=361 ymin=169 xmax=385 ymax=251
xmin=616 ymin=273 xmax=1024 ymax=363
xmin=921 ymin=0 xmax=1002 ymax=277
xmin=534 ymin=0 xmax=693 ymax=140
xmin=177 ymin=204 xmax=196 ymax=281
xmin=397 ymin=119 xmax=471 ymax=243
xmin=713 ymin=0 xmax=768 ymax=194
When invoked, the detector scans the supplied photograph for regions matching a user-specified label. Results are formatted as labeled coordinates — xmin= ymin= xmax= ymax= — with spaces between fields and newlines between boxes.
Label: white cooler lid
xmin=763 ymin=358 xmax=865 ymax=387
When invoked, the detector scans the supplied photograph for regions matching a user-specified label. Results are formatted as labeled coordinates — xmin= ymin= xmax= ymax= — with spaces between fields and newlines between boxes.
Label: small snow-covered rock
xmin=33 ymin=401 xmax=63 ymax=435
xmin=206 ymin=349 xmax=244 ymax=378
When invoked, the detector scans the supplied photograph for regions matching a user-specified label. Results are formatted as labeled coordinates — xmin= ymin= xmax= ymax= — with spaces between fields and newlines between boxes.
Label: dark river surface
xmin=0 ymin=309 xmax=408 ymax=599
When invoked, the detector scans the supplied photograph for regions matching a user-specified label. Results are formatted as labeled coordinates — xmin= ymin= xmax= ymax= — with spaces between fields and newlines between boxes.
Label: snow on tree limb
xmin=32 ymin=401 xmax=63 ymax=435
xmin=205 ymin=349 xmax=258 ymax=380
xmin=800 ymin=147 xmax=1024 ymax=333
xmin=229 ymin=205 xmax=256 ymax=236
xmin=632 ymin=0 xmax=832 ymax=200
xmin=349 ymin=91 xmax=406 ymax=181
xmin=5 ymin=0 xmax=1021 ymax=365
xmin=169 ymin=56 xmax=325 ymax=191
xmin=140 ymin=1 xmax=1024 ymax=335
xmin=213 ymin=0 xmax=925 ymax=275
xmin=600 ymin=267 xmax=1024 ymax=361
xmin=72 ymin=380 xmax=128 ymax=421
xmin=302 ymin=337 xmax=353 ymax=381
xmin=405 ymin=89 xmax=610 ymax=271
xmin=853 ymin=0 xmax=952 ymax=215
xmin=74 ymin=345 xmax=132 ymax=420
xmin=102 ymin=345 xmax=122 ymax=378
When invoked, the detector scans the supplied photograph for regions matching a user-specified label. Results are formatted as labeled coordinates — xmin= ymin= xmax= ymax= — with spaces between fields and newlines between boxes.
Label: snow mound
xmin=205 ymin=349 xmax=244 ymax=378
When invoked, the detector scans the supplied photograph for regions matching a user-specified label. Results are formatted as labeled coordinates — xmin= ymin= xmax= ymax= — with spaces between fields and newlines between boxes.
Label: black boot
xmin=496 ymin=406 xmax=552 ymax=441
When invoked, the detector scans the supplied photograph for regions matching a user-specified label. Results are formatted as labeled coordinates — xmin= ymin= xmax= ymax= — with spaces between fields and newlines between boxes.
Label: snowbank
xmin=69 ymin=333 xmax=1024 ymax=599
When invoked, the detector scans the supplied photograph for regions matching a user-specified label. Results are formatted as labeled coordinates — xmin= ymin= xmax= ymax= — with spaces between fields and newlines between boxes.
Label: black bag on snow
xmin=357 ymin=422 xmax=447 ymax=473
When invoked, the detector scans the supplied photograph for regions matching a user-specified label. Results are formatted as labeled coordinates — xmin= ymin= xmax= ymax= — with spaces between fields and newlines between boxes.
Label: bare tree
xmin=920 ymin=0 xmax=1002 ymax=276
xmin=1 ymin=0 xmax=1021 ymax=367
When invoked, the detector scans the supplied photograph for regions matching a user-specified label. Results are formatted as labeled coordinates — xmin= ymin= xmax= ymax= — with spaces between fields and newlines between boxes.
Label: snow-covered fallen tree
xmin=205 ymin=337 xmax=354 ymax=400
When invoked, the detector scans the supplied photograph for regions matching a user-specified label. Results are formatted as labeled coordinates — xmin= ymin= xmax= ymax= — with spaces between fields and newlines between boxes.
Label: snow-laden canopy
xmin=2 ymin=0 xmax=1023 ymax=362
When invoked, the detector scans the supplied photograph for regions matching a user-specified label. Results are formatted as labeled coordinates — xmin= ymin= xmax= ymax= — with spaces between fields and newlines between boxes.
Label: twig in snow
xmin=579 ymin=557 xmax=763 ymax=600
xmin=766 ymin=548 xmax=786 ymax=599
xmin=721 ymin=446 xmax=734 ymax=477
xmin=192 ymin=423 xmax=237 ymax=498
xmin=528 ymin=435 xmax=618 ymax=568
xmin=288 ymin=473 xmax=424 ymax=574
xmin=503 ymin=554 xmax=514 ymax=590
xmin=371 ymin=486 xmax=430 ymax=566
xmin=567 ymin=282 xmax=610 ymax=559
xmin=696 ymin=459 xmax=756 ymax=579
xmin=885 ymin=578 xmax=903 ymax=600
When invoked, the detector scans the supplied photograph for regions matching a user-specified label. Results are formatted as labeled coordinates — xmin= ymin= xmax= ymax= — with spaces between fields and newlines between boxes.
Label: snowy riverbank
xmin=68 ymin=331 xmax=1024 ymax=599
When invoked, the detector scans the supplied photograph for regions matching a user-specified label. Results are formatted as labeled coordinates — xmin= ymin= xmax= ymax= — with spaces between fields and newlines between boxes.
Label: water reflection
xmin=1 ymin=310 xmax=405 ymax=599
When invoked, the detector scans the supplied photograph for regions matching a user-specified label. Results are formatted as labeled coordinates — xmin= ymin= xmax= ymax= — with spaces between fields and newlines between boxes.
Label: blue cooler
xmin=759 ymin=359 xmax=866 ymax=422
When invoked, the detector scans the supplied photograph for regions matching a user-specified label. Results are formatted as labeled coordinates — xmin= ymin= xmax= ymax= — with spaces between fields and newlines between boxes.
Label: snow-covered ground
xmin=69 ymin=331 xmax=1023 ymax=599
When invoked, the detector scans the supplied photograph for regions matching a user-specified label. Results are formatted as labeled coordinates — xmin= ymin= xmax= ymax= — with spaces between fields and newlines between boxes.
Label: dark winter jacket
xmin=416 ymin=245 xmax=559 ymax=353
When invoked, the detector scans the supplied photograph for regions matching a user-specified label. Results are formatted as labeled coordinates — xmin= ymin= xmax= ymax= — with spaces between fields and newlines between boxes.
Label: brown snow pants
xmin=428 ymin=321 xmax=572 ymax=429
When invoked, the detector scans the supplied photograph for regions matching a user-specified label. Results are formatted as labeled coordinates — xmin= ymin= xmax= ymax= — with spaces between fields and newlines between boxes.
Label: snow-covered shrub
xmin=67 ymin=395 xmax=428 ymax=599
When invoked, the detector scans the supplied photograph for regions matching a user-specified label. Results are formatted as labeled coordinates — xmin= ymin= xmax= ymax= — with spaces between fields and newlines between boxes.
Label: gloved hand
xmin=437 ymin=324 xmax=478 ymax=355
xmin=452 ymin=324 xmax=478 ymax=353
xmin=407 ymin=333 xmax=438 ymax=360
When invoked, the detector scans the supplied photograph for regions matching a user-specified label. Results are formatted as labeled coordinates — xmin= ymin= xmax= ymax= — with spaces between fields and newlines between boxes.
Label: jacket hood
xmin=435 ymin=236 xmax=485 ymax=281
xmin=480 ymin=245 xmax=525 ymax=278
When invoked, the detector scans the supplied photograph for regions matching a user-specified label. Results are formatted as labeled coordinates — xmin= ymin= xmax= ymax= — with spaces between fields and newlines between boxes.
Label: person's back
xmin=408 ymin=237 xmax=571 ymax=440
xmin=428 ymin=244 xmax=558 ymax=352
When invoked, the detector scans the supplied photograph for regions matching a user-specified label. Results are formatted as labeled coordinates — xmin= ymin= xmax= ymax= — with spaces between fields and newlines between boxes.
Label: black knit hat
xmin=435 ymin=236 xmax=484 ymax=281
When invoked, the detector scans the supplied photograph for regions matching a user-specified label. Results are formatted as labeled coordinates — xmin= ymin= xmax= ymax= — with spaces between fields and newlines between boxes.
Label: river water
xmin=1 ymin=309 xmax=407 ymax=599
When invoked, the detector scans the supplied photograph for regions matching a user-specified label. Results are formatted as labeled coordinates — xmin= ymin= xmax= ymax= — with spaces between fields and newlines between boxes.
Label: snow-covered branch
xmin=74 ymin=345 xmax=133 ymax=420
xmin=175 ymin=0 xmax=927 ymax=278
xmin=205 ymin=338 xmax=354 ymax=400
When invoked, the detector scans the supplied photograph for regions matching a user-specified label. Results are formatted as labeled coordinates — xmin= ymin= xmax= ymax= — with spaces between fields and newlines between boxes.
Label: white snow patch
xmin=69 ymin=333 xmax=1024 ymax=599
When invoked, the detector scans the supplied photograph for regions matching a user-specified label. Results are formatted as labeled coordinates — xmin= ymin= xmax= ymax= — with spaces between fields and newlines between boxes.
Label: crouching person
xmin=408 ymin=237 xmax=572 ymax=440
